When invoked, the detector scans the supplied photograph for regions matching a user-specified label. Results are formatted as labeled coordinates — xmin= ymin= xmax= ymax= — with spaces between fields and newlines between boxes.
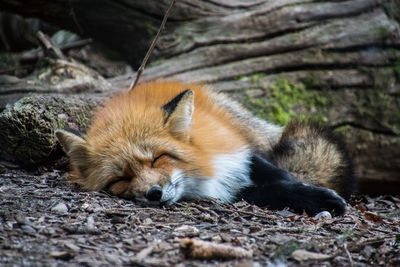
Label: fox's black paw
xmin=242 ymin=153 xmax=348 ymax=216
xmin=302 ymin=185 xmax=347 ymax=216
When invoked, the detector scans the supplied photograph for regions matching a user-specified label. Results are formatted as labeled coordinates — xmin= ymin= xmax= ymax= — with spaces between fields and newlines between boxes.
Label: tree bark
xmin=0 ymin=94 xmax=104 ymax=166
xmin=0 ymin=0 xmax=399 ymax=194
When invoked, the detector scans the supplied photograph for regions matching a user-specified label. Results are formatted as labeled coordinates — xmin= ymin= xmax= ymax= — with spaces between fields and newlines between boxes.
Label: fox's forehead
xmin=88 ymin=132 xmax=179 ymax=160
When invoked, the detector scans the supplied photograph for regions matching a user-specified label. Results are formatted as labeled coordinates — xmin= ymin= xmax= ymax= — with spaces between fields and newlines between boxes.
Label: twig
xmin=36 ymin=31 xmax=66 ymax=60
xmin=68 ymin=0 xmax=85 ymax=35
xmin=177 ymin=202 xmax=220 ymax=218
xmin=217 ymin=206 xmax=273 ymax=220
xmin=343 ymin=243 xmax=354 ymax=267
xmin=175 ymin=201 xmax=273 ymax=221
xmin=18 ymin=38 xmax=92 ymax=63
xmin=129 ymin=0 xmax=176 ymax=90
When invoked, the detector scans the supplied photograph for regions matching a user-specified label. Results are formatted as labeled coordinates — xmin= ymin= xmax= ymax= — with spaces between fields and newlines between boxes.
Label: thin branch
xmin=129 ymin=0 xmax=176 ymax=90
xmin=18 ymin=38 xmax=92 ymax=63
xmin=344 ymin=243 xmax=354 ymax=267
xmin=36 ymin=31 xmax=66 ymax=60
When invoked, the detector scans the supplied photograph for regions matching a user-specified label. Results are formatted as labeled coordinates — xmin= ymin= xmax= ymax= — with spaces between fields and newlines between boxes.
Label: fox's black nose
xmin=146 ymin=185 xmax=163 ymax=201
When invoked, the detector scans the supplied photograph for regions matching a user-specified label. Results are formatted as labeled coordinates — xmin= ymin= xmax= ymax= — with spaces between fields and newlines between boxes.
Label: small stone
xmin=144 ymin=218 xmax=153 ymax=224
xmin=314 ymin=211 xmax=332 ymax=220
xmin=21 ymin=225 xmax=36 ymax=233
xmin=52 ymin=203 xmax=69 ymax=214
xmin=173 ymin=225 xmax=199 ymax=237
xmin=57 ymin=113 xmax=69 ymax=120
xmin=211 ymin=235 xmax=222 ymax=243
xmin=81 ymin=202 xmax=90 ymax=211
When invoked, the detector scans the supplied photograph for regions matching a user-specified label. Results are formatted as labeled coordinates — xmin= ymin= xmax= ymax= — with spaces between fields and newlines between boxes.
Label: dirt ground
xmin=0 ymin=161 xmax=399 ymax=267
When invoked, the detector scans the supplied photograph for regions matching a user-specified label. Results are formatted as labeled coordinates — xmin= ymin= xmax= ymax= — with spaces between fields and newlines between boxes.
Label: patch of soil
xmin=0 ymin=163 xmax=399 ymax=266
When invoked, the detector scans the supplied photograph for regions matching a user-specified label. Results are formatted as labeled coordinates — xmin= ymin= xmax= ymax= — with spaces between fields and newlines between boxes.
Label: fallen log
xmin=0 ymin=0 xmax=399 ymax=193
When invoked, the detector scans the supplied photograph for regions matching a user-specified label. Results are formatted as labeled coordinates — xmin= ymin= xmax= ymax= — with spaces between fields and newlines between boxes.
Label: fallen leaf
xmin=364 ymin=211 xmax=383 ymax=224
xmin=355 ymin=204 xmax=366 ymax=213
xmin=308 ymin=218 xmax=318 ymax=224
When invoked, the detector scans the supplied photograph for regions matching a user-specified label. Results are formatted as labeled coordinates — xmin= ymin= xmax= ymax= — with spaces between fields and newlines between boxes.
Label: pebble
xmin=51 ymin=203 xmax=69 ymax=214
xmin=144 ymin=218 xmax=153 ymax=224
xmin=21 ymin=225 xmax=36 ymax=233
xmin=173 ymin=225 xmax=199 ymax=237
xmin=314 ymin=211 xmax=332 ymax=220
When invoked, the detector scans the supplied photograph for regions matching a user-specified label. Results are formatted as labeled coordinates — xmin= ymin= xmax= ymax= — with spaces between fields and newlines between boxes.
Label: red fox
xmin=56 ymin=80 xmax=355 ymax=216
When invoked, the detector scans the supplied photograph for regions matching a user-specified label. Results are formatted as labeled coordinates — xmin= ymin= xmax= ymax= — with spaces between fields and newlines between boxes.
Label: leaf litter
xmin=0 ymin=164 xmax=399 ymax=266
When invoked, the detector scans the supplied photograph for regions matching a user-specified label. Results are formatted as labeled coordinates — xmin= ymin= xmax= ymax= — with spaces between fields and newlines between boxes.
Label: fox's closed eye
xmin=104 ymin=176 xmax=131 ymax=190
xmin=151 ymin=153 xmax=180 ymax=167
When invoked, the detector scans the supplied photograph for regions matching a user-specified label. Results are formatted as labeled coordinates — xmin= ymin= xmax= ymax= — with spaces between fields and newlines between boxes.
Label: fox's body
xmin=56 ymin=81 xmax=355 ymax=215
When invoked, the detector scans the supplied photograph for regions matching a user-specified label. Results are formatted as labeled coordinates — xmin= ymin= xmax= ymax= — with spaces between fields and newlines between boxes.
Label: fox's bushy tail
xmin=267 ymin=121 xmax=356 ymax=199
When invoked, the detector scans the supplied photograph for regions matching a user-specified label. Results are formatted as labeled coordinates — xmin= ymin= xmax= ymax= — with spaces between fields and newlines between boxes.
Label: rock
xmin=314 ymin=211 xmax=332 ymax=220
xmin=51 ymin=202 xmax=68 ymax=214
xmin=21 ymin=225 xmax=36 ymax=233
xmin=173 ymin=225 xmax=199 ymax=237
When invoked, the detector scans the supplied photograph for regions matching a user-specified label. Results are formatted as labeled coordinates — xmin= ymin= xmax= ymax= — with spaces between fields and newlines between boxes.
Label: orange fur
xmin=63 ymin=81 xmax=248 ymax=198
xmin=56 ymin=80 xmax=354 ymax=202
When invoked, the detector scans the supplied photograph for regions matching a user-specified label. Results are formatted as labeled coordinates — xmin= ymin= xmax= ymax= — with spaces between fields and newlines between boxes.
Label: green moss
xmin=378 ymin=26 xmax=392 ymax=40
xmin=235 ymin=73 xmax=265 ymax=84
xmin=75 ymin=113 xmax=90 ymax=128
xmin=250 ymin=73 xmax=265 ymax=84
xmin=334 ymin=125 xmax=351 ymax=135
xmin=37 ymin=67 xmax=52 ymax=80
xmin=352 ymin=89 xmax=400 ymax=135
xmin=360 ymin=67 xmax=400 ymax=124
xmin=0 ymin=95 xmax=100 ymax=167
xmin=148 ymin=57 xmax=166 ymax=67
xmin=243 ymin=78 xmax=333 ymax=125
xmin=302 ymin=73 xmax=319 ymax=89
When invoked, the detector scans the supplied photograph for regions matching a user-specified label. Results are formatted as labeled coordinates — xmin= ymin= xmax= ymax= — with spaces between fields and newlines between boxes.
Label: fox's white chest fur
xmin=161 ymin=148 xmax=253 ymax=205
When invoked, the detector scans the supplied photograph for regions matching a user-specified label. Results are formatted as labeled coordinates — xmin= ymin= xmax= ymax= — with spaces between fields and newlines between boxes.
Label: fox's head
xmin=56 ymin=88 xmax=213 ymax=205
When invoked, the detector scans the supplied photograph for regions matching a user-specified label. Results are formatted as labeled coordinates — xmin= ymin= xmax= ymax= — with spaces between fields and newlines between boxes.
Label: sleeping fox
xmin=56 ymin=80 xmax=355 ymax=216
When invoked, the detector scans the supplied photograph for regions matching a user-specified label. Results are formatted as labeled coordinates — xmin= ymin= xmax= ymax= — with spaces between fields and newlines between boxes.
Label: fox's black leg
xmin=238 ymin=154 xmax=347 ymax=216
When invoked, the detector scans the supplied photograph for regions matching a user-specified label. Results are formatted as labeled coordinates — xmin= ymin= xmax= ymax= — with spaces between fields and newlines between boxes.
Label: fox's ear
xmin=55 ymin=129 xmax=87 ymax=155
xmin=56 ymin=129 xmax=90 ymax=183
xmin=162 ymin=89 xmax=194 ymax=140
